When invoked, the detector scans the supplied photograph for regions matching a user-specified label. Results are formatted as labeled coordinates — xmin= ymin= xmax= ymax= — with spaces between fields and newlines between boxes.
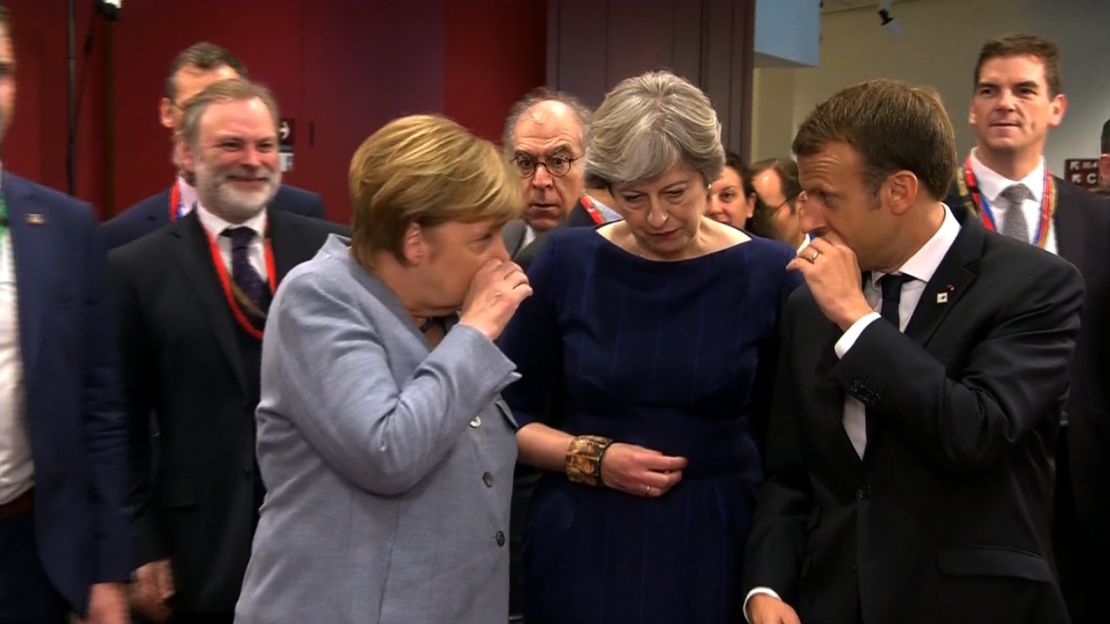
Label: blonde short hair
xmin=350 ymin=115 xmax=522 ymax=266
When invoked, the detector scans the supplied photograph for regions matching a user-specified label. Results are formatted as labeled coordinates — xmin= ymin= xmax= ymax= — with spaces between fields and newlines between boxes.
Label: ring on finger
xmin=808 ymin=249 xmax=820 ymax=263
xmin=643 ymin=485 xmax=652 ymax=496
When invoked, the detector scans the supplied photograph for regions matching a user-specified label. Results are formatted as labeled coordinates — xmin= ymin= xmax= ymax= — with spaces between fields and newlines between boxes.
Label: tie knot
xmin=999 ymin=184 xmax=1030 ymax=204
xmin=223 ymin=226 xmax=256 ymax=250
xmin=878 ymin=273 xmax=912 ymax=303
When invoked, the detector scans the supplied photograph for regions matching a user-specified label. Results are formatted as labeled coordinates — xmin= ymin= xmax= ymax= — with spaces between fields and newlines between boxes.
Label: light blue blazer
xmin=235 ymin=235 xmax=519 ymax=623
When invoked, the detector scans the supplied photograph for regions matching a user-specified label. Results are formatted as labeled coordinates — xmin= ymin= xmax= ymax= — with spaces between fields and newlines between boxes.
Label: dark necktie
xmin=999 ymin=184 xmax=1031 ymax=243
xmin=879 ymin=273 xmax=912 ymax=330
xmin=223 ymin=227 xmax=267 ymax=315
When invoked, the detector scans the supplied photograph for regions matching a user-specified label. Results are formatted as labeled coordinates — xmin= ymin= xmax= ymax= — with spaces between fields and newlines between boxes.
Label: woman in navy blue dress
xmin=499 ymin=71 xmax=802 ymax=623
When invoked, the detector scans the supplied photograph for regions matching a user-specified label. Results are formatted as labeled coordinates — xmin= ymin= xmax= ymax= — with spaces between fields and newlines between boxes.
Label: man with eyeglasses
xmin=500 ymin=89 xmax=618 ymax=270
xmin=750 ymin=157 xmax=808 ymax=252
xmin=100 ymin=42 xmax=324 ymax=250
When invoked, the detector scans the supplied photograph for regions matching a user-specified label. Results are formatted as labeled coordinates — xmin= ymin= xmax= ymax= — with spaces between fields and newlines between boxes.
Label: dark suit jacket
xmin=107 ymin=209 xmax=346 ymax=613
xmin=744 ymin=214 xmax=1083 ymax=624
xmin=4 ymin=172 xmax=130 ymax=614
xmin=100 ymin=183 xmax=326 ymax=250
xmin=946 ymin=179 xmax=1110 ymax=549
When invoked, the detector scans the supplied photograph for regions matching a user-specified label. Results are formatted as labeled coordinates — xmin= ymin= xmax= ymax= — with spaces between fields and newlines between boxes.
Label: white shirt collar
xmin=872 ymin=203 xmax=960 ymax=287
xmin=195 ymin=202 xmax=267 ymax=240
xmin=176 ymin=176 xmax=199 ymax=215
xmin=969 ymin=149 xmax=1045 ymax=203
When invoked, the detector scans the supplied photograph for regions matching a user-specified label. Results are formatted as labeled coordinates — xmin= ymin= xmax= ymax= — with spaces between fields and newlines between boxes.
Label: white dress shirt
xmin=0 ymin=220 xmax=33 ymax=504
xmin=969 ymin=149 xmax=1057 ymax=254
xmin=195 ymin=203 xmax=269 ymax=281
xmin=743 ymin=203 xmax=961 ymax=621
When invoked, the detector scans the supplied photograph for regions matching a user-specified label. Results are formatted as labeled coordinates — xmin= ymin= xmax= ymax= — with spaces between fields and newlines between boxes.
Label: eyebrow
xmin=515 ymin=144 xmax=575 ymax=157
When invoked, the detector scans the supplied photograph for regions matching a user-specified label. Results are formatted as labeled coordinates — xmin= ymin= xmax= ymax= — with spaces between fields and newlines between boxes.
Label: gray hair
xmin=501 ymin=87 xmax=591 ymax=156
xmin=180 ymin=79 xmax=280 ymax=149
xmin=585 ymin=71 xmax=723 ymax=189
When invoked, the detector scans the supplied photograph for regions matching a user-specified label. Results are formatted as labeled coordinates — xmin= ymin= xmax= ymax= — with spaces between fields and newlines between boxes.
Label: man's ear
xmin=884 ymin=170 xmax=920 ymax=216
xmin=159 ymin=97 xmax=176 ymax=130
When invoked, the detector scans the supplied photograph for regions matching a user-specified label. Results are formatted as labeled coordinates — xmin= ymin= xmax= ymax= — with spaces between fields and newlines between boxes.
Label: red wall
xmin=3 ymin=0 xmax=546 ymax=224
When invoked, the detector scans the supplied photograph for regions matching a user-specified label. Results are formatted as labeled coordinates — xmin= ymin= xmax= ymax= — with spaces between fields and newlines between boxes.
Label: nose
xmin=995 ymin=89 xmax=1017 ymax=110
xmin=530 ymin=164 xmax=553 ymax=188
xmin=798 ymin=196 xmax=825 ymax=235
xmin=490 ymin=230 xmax=511 ymax=262
xmin=646 ymin=199 xmax=669 ymax=228
xmin=240 ymin=145 xmax=263 ymax=168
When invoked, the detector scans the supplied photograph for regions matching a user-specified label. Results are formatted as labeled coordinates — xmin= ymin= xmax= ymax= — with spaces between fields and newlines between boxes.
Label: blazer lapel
xmin=5 ymin=177 xmax=50 ymax=380
xmin=268 ymin=209 xmax=312 ymax=282
xmin=903 ymin=215 xmax=983 ymax=346
xmin=172 ymin=212 xmax=248 ymax=394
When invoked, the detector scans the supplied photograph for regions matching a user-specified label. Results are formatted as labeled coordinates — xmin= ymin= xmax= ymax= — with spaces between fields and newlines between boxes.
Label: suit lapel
xmin=6 ymin=176 xmax=51 ymax=380
xmin=268 ymin=209 xmax=308 ymax=281
xmin=903 ymin=215 xmax=983 ymax=346
xmin=172 ymin=212 xmax=248 ymax=394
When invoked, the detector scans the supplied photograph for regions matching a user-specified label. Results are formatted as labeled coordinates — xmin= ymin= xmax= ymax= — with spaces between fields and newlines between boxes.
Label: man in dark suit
xmin=744 ymin=79 xmax=1081 ymax=624
xmin=100 ymin=41 xmax=324 ymax=251
xmin=108 ymin=79 xmax=345 ymax=623
xmin=944 ymin=34 xmax=1110 ymax=624
xmin=0 ymin=7 xmax=130 ymax=623
xmin=1098 ymin=117 xmax=1110 ymax=196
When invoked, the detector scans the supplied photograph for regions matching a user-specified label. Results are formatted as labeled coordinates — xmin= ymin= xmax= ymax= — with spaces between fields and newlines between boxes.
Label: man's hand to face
xmin=789 ymin=232 xmax=873 ymax=331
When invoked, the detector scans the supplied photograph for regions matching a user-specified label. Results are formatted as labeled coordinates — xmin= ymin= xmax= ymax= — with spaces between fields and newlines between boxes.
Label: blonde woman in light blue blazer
xmin=235 ymin=115 xmax=532 ymax=624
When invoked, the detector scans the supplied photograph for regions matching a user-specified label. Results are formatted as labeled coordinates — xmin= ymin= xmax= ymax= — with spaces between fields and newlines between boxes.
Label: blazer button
xmin=496 ymin=531 xmax=506 ymax=547
xmin=482 ymin=471 xmax=494 ymax=488
xmin=469 ymin=416 xmax=482 ymax=428
xmin=857 ymin=486 xmax=871 ymax=500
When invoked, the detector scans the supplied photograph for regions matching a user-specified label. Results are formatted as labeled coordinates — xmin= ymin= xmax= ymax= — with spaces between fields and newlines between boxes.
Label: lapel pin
xmin=25 ymin=213 xmax=46 ymax=226
xmin=936 ymin=292 xmax=949 ymax=304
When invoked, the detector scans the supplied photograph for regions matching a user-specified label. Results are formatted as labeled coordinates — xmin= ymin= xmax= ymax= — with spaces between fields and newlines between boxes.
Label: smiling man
xmin=945 ymin=33 xmax=1110 ymax=624
xmin=107 ymin=80 xmax=345 ymax=623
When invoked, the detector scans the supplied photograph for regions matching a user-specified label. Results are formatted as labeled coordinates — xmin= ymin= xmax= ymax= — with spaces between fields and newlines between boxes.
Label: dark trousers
xmin=0 ymin=510 xmax=69 ymax=623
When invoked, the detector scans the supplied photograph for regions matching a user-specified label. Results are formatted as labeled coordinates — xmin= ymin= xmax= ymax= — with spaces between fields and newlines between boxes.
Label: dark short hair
xmin=1101 ymin=118 xmax=1110 ymax=155
xmin=501 ymin=87 xmax=591 ymax=156
xmin=180 ymin=79 xmax=278 ymax=148
xmin=793 ymin=79 xmax=956 ymax=201
xmin=974 ymin=33 xmax=1062 ymax=97
xmin=165 ymin=42 xmax=249 ymax=102
xmin=751 ymin=157 xmax=802 ymax=213
xmin=723 ymin=150 xmax=753 ymax=197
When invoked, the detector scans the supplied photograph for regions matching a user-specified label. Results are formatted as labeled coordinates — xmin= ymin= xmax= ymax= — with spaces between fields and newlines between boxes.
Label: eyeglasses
xmin=510 ymin=152 xmax=579 ymax=178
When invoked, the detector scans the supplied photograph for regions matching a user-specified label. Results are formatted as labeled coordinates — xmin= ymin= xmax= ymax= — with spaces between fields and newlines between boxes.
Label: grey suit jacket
xmin=235 ymin=235 xmax=519 ymax=623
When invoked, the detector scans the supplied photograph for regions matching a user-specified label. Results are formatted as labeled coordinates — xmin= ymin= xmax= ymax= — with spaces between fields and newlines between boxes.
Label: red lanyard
xmin=958 ymin=154 xmax=1056 ymax=248
xmin=169 ymin=182 xmax=183 ymax=222
xmin=205 ymin=226 xmax=277 ymax=340
xmin=579 ymin=194 xmax=605 ymax=225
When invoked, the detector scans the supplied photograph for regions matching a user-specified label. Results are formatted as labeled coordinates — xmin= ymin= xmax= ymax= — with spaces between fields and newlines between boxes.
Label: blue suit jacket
xmin=3 ymin=172 xmax=130 ymax=614
xmin=99 ymin=183 xmax=326 ymax=250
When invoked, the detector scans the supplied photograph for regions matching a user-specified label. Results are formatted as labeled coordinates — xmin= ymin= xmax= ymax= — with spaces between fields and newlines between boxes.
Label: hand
xmin=787 ymin=232 xmax=873 ymax=330
xmin=129 ymin=559 xmax=174 ymax=622
xmin=459 ymin=259 xmax=533 ymax=341
xmin=749 ymin=594 xmax=801 ymax=624
xmin=83 ymin=582 xmax=129 ymax=624
xmin=599 ymin=443 xmax=688 ymax=497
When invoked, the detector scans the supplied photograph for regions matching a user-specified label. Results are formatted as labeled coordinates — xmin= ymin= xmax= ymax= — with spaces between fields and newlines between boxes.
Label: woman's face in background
xmin=705 ymin=165 xmax=754 ymax=228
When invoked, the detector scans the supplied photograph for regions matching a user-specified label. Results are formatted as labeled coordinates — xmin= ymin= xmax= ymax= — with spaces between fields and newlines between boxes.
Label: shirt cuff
xmin=834 ymin=312 xmax=881 ymax=359
xmin=743 ymin=587 xmax=782 ymax=624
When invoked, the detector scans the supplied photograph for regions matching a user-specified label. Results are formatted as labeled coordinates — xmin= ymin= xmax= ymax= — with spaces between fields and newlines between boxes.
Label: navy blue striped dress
xmin=500 ymin=227 xmax=800 ymax=623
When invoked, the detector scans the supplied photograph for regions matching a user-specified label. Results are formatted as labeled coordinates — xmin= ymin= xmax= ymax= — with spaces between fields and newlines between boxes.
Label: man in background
xmin=100 ymin=42 xmax=324 ymax=250
xmin=945 ymin=34 xmax=1110 ymax=624
xmin=109 ymin=80 xmax=345 ymax=623
xmin=750 ymin=157 xmax=807 ymax=251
